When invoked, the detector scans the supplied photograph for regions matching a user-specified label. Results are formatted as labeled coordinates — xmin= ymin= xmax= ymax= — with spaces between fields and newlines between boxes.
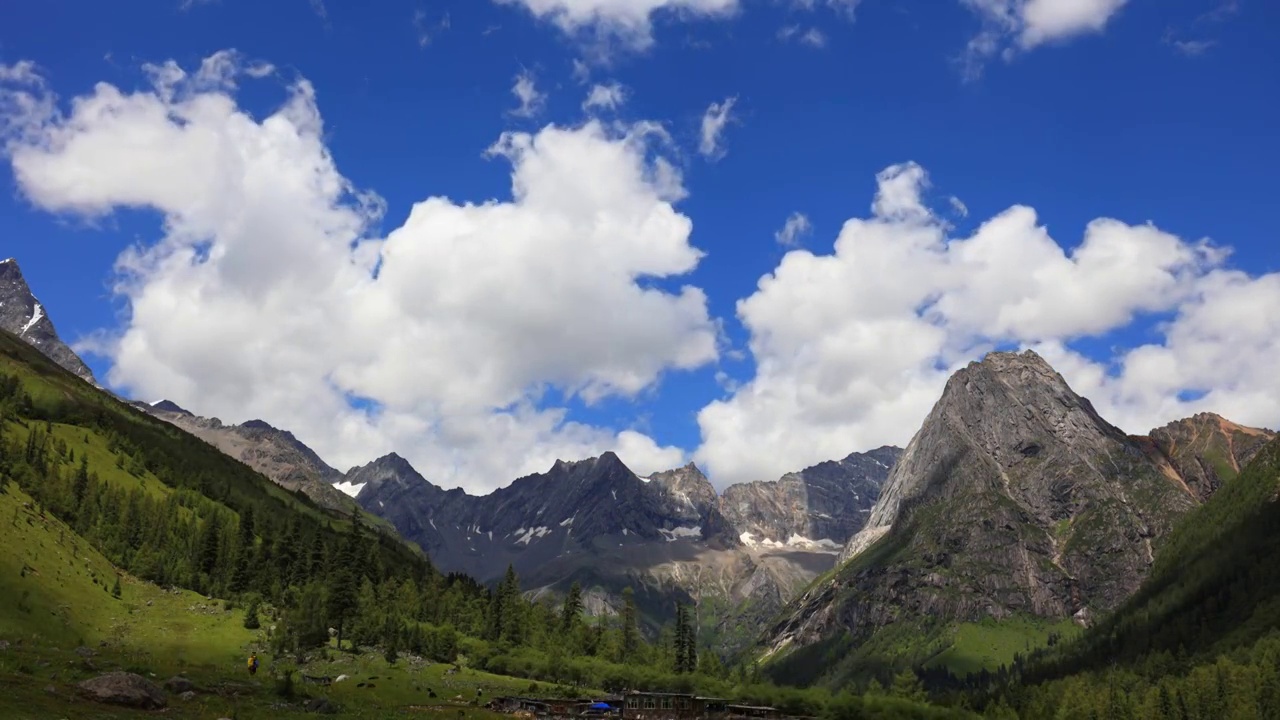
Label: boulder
xmin=306 ymin=697 xmax=339 ymax=714
xmin=77 ymin=672 xmax=167 ymax=709
xmin=164 ymin=676 xmax=194 ymax=693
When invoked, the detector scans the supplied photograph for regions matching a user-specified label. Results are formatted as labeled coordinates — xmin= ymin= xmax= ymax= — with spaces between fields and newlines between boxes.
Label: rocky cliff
xmin=764 ymin=350 xmax=1203 ymax=663
xmin=1142 ymin=412 xmax=1274 ymax=501
xmin=0 ymin=258 xmax=96 ymax=383
xmin=721 ymin=446 xmax=901 ymax=552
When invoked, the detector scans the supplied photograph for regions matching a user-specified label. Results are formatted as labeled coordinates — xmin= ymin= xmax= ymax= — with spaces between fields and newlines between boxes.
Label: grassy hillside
xmin=0 ymin=479 xmax=552 ymax=718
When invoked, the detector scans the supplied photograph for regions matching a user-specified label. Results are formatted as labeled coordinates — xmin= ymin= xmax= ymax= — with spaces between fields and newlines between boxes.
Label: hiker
xmin=248 ymin=652 xmax=259 ymax=676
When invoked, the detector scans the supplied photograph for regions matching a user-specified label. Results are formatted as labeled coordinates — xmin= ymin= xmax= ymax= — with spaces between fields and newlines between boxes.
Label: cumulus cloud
xmin=960 ymin=0 xmax=1129 ymax=79
xmin=698 ymin=96 xmax=736 ymax=160
xmin=582 ymin=82 xmax=627 ymax=112
xmin=509 ymin=69 xmax=547 ymax=118
xmin=1 ymin=52 xmax=718 ymax=493
xmin=694 ymin=161 xmax=1275 ymax=487
xmin=494 ymin=0 xmax=739 ymax=54
xmin=774 ymin=212 xmax=812 ymax=246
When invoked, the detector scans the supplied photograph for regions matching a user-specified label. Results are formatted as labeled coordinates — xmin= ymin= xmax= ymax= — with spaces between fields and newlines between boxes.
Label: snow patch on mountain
xmin=334 ymin=480 xmax=367 ymax=498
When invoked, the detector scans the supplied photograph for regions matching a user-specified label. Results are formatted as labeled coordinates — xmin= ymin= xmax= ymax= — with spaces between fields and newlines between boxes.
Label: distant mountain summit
xmin=348 ymin=445 xmax=901 ymax=653
xmin=0 ymin=258 xmax=96 ymax=383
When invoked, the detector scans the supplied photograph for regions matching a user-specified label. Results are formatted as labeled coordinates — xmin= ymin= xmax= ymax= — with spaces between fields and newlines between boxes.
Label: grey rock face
xmin=137 ymin=402 xmax=354 ymax=512
xmin=0 ymin=258 xmax=96 ymax=383
xmin=765 ymin=350 xmax=1200 ymax=657
xmin=351 ymin=451 xmax=737 ymax=584
xmin=721 ymin=447 xmax=901 ymax=552
xmin=1143 ymin=412 xmax=1275 ymax=501
xmin=352 ymin=449 xmax=893 ymax=653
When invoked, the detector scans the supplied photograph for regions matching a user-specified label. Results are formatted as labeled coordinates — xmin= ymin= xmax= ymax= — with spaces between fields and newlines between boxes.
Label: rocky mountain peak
xmin=351 ymin=452 xmax=431 ymax=489
xmin=0 ymin=257 xmax=96 ymax=384
xmin=150 ymin=400 xmax=193 ymax=416
xmin=764 ymin=353 xmax=1203 ymax=660
xmin=843 ymin=347 xmax=1142 ymax=561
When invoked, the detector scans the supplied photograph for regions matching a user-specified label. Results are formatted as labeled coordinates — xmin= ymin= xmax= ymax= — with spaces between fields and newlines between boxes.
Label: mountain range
xmin=760 ymin=350 xmax=1273 ymax=685
xmin=343 ymin=445 xmax=901 ymax=653
xmin=4 ymin=254 xmax=1277 ymax=675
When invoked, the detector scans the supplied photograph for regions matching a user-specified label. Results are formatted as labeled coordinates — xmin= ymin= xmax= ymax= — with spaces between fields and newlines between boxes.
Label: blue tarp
xmin=590 ymin=702 xmax=611 ymax=710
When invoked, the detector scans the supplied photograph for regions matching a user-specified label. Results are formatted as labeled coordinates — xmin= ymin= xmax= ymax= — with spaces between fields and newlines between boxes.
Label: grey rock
xmin=136 ymin=404 xmax=357 ymax=512
xmin=73 ymin=645 xmax=94 ymax=658
xmin=352 ymin=448 xmax=897 ymax=656
xmin=765 ymin=350 xmax=1203 ymax=659
xmin=1144 ymin=412 xmax=1274 ymax=501
xmin=0 ymin=258 xmax=95 ymax=383
xmin=306 ymin=697 xmax=339 ymax=713
xmin=180 ymin=690 xmax=196 ymax=701
xmin=163 ymin=676 xmax=194 ymax=693
xmin=77 ymin=671 xmax=167 ymax=709
xmin=721 ymin=446 xmax=901 ymax=550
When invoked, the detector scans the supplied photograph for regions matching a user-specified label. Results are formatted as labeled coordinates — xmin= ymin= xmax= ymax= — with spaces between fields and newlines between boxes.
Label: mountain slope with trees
xmin=0 ymin=325 xmax=970 ymax=718
xmin=991 ymin=433 xmax=1280 ymax=717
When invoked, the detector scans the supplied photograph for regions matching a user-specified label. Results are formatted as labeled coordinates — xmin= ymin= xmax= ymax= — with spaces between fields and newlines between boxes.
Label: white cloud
xmin=509 ymin=69 xmax=547 ymax=118
xmin=774 ymin=212 xmax=812 ymax=246
xmin=414 ymin=10 xmax=452 ymax=47
xmin=698 ymin=96 xmax=737 ymax=160
xmin=694 ymin=161 xmax=1267 ymax=487
xmin=0 ymin=62 xmax=57 ymax=148
xmin=1 ymin=53 xmax=718 ymax=493
xmin=960 ymin=0 xmax=1128 ymax=79
xmin=787 ymin=0 xmax=860 ymax=16
xmin=778 ymin=25 xmax=827 ymax=48
xmin=582 ymin=82 xmax=628 ymax=112
xmin=494 ymin=0 xmax=739 ymax=53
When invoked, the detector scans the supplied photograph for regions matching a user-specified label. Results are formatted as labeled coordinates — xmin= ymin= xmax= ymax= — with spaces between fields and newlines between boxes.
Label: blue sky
xmin=1 ymin=0 xmax=1277 ymax=492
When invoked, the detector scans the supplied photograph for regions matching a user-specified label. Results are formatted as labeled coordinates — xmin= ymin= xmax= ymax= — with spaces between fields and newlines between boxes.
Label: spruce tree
xmin=620 ymin=587 xmax=639 ymax=662
xmin=72 ymin=455 xmax=89 ymax=511
xmin=326 ymin=523 xmax=362 ymax=650
xmin=244 ymin=597 xmax=262 ymax=629
xmin=561 ymin=581 xmax=583 ymax=633
xmin=111 ymin=574 xmax=122 ymax=599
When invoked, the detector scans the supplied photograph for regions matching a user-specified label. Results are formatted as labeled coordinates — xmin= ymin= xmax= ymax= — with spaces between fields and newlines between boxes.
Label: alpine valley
xmin=4 ymin=254 xmax=1280 ymax=720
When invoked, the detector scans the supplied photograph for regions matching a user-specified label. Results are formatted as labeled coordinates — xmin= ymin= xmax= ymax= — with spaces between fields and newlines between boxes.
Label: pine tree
xmin=561 ymin=581 xmax=583 ymax=633
xmin=890 ymin=669 xmax=926 ymax=702
xmin=326 ymin=522 xmax=362 ymax=650
xmin=72 ymin=455 xmax=89 ymax=511
xmin=383 ymin=613 xmax=401 ymax=665
xmin=197 ymin=512 xmax=222 ymax=578
xmin=620 ymin=587 xmax=639 ymax=662
xmin=111 ymin=574 xmax=122 ymax=599
xmin=244 ymin=597 xmax=262 ymax=629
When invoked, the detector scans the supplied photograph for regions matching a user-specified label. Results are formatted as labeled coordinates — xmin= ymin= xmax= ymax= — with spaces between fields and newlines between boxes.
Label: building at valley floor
xmin=489 ymin=692 xmax=804 ymax=720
